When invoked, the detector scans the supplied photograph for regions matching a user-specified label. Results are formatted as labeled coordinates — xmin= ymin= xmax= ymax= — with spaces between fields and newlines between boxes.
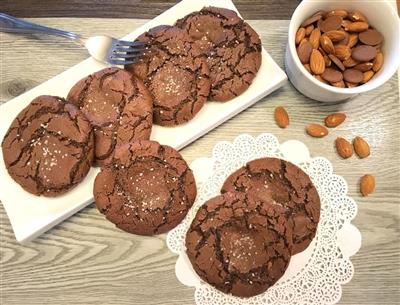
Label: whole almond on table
xmin=309 ymin=28 xmax=321 ymax=49
xmin=310 ymin=49 xmax=325 ymax=74
xmin=306 ymin=124 xmax=329 ymax=138
xmin=353 ymin=136 xmax=370 ymax=158
xmin=335 ymin=137 xmax=354 ymax=159
xmin=296 ymin=27 xmax=306 ymax=45
xmin=325 ymin=112 xmax=346 ymax=127
xmin=274 ymin=106 xmax=289 ymax=128
xmin=360 ymin=174 xmax=375 ymax=197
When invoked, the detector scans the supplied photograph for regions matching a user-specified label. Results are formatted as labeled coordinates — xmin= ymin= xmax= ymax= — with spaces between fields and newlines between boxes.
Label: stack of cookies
xmin=1 ymin=6 xmax=262 ymax=235
xmin=185 ymin=157 xmax=321 ymax=298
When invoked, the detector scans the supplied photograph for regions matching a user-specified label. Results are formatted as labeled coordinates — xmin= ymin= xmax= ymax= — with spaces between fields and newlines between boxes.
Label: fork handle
xmin=0 ymin=13 xmax=84 ymax=44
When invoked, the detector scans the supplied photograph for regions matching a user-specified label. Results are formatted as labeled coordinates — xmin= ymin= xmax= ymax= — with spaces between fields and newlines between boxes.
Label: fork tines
xmin=109 ymin=40 xmax=146 ymax=65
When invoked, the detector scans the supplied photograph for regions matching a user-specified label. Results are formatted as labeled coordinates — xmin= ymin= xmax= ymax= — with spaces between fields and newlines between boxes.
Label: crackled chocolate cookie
xmin=186 ymin=191 xmax=293 ymax=298
xmin=176 ymin=6 xmax=262 ymax=101
xmin=1 ymin=95 xmax=94 ymax=196
xmin=67 ymin=67 xmax=153 ymax=166
xmin=221 ymin=157 xmax=321 ymax=255
xmin=125 ymin=25 xmax=210 ymax=126
xmin=94 ymin=140 xmax=196 ymax=235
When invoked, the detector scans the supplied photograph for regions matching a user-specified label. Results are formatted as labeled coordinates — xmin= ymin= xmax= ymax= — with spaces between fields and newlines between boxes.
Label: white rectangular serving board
xmin=0 ymin=0 xmax=287 ymax=243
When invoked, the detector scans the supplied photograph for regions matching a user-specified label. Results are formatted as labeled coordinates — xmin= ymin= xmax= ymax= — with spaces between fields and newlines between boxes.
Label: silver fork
xmin=0 ymin=13 xmax=144 ymax=65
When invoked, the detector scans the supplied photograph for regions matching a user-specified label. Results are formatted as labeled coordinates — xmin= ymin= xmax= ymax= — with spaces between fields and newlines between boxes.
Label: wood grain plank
xmin=0 ymin=19 xmax=399 ymax=305
xmin=0 ymin=0 xmax=301 ymax=20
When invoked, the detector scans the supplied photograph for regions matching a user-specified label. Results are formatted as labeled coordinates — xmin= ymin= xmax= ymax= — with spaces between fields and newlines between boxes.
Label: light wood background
xmin=1 ymin=18 xmax=399 ymax=305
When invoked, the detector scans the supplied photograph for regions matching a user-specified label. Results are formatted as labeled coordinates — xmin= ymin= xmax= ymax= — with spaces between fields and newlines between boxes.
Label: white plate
xmin=0 ymin=0 xmax=287 ymax=243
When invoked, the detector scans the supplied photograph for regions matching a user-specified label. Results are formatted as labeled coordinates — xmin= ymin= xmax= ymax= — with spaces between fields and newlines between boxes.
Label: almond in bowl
xmin=295 ymin=10 xmax=384 ymax=88
xmin=285 ymin=1 xmax=400 ymax=102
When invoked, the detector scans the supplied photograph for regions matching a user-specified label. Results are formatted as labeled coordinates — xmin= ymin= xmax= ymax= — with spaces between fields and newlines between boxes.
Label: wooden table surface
xmin=1 ymin=3 xmax=399 ymax=305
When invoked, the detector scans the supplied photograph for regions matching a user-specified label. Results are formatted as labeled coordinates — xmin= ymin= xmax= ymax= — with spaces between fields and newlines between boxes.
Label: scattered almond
xmin=335 ymin=137 xmax=354 ymax=159
xmin=360 ymin=174 xmax=375 ymax=196
xmin=296 ymin=27 xmax=306 ymax=45
xmin=274 ymin=106 xmax=290 ymax=128
xmin=309 ymin=28 xmax=321 ymax=49
xmin=306 ymin=124 xmax=329 ymax=138
xmin=310 ymin=49 xmax=325 ymax=74
xmin=353 ymin=136 xmax=370 ymax=158
xmin=325 ymin=112 xmax=346 ymax=127
xmin=373 ymin=52 xmax=384 ymax=72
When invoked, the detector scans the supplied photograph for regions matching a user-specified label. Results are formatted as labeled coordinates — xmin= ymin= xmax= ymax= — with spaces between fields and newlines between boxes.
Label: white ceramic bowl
xmin=285 ymin=0 xmax=400 ymax=102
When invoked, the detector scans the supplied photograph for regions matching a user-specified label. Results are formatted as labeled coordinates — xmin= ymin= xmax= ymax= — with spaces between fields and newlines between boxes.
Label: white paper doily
xmin=166 ymin=133 xmax=361 ymax=305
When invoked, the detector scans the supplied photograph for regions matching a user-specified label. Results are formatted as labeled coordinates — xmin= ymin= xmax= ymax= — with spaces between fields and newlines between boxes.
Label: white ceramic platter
xmin=0 ymin=0 xmax=287 ymax=242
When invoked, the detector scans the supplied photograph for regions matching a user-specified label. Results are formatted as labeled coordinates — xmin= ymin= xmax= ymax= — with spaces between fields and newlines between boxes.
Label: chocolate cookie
xmin=1 ymin=95 xmax=94 ymax=196
xmin=126 ymin=25 xmax=210 ymax=126
xmin=93 ymin=140 xmax=196 ymax=235
xmin=221 ymin=157 xmax=320 ymax=255
xmin=67 ymin=67 xmax=153 ymax=166
xmin=186 ymin=191 xmax=293 ymax=298
xmin=176 ymin=6 xmax=262 ymax=101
